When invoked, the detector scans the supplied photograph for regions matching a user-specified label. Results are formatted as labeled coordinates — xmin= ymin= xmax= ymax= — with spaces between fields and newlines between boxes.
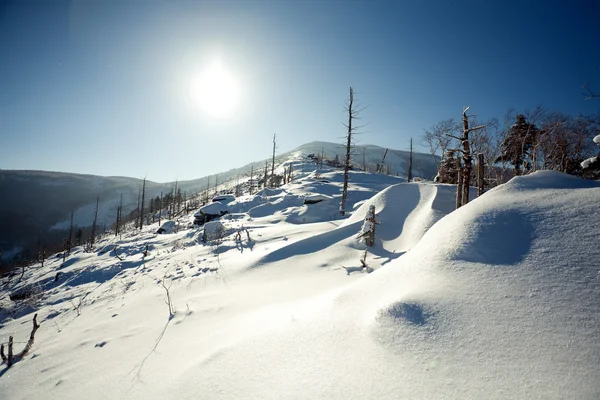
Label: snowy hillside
xmin=1 ymin=160 xmax=598 ymax=399
xmin=1 ymin=141 xmax=436 ymax=262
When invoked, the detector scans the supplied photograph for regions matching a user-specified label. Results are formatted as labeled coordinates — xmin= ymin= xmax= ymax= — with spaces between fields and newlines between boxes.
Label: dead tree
xmin=88 ymin=196 xmax=99 ymax=251
xmin=340 ymin=87 xmax=365 ymax=216
xmin=448 ymin=107 xmax=485 ymax=208
xmin=158 ymin=191 xmax=163 ymax=226
xmin=67 ymin=210 xmax=74 ymax=254
xmin=455 ymin=157 xmax=463 ymax=209
xmin=263 ymin=161 xmax=268 ymax=189
xmin=377 ymin=148 xmax=388 ymax=173
xmin=459 ymin=107 xmax=485 ymax=206
xmin=407 ymin=137 xmax=413 ymax=182
xmin=1 ymin=314 xmax=40 ymax=368
xmin=358 ymin=205 xmax=377 ymax=247
xmin=583 ymin=83 xmax=600 ymax=100
xmin=477 ymin=153 xmax=485 ymax=196
xmin=115 ymin=194 xmax=123 ymax=237
xmin=271 ymin=133 xmax=277 ymax=188
xmin=249 ymin=166 xmax=254 ymax=195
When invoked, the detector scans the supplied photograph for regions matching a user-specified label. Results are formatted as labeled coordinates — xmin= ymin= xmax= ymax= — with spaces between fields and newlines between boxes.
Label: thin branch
xmin=582 ymin=83 xmax=600 ymax=100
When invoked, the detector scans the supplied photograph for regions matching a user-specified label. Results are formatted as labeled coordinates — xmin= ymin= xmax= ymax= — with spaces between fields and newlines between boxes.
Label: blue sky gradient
xmin=1 ymin=0 xmax=599 ymax=181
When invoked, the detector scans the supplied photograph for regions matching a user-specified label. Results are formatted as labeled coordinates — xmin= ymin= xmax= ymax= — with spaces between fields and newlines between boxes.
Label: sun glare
xmin=190 ymin=60 xmax=240 ymax=118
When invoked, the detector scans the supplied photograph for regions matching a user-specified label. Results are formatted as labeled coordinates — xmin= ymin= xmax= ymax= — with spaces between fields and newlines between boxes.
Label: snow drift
xmin=1 ymin=170 xmax=599 ymax=400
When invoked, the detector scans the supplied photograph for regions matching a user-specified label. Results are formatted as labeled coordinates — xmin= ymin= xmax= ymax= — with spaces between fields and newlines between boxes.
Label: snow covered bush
xmin=580 ymin=134 xmax=600 ymax=179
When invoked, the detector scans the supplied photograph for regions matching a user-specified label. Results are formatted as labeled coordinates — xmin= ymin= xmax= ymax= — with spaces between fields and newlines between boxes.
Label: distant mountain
xmin=0 ymin=142 xmax=438 ymax=263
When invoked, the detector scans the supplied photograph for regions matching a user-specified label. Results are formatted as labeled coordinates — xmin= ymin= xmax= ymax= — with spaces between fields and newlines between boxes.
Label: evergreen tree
xmin=495 ymin=114 xmax=539 ymax=176
xmin=436 ymin=150 xmax=458 ymax=184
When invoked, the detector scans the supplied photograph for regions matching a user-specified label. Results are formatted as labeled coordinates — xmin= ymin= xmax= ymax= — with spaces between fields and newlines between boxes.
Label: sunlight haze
xmin=0 ymin=0 xmax=599 ymax=181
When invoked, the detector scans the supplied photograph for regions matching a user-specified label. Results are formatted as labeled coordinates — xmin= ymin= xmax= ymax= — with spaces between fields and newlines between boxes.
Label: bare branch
xmin=17 ymin=314 xmax=40 ymax=358
xmin=583 ymin=83 xmax=600 ymax=100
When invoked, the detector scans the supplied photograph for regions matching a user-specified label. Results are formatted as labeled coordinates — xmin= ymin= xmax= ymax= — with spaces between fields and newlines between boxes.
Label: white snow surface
xmin=194 ymin=201 xmax=228 ymax=216
xmin=1 ymin=168 xmax=599 ymax=400
xmin=594 ymin=134 xmax=600 ymax=144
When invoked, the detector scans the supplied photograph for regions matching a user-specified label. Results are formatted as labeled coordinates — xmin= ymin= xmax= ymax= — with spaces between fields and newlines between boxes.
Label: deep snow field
xmin=1 ymin=156 xmax=599 ymax=400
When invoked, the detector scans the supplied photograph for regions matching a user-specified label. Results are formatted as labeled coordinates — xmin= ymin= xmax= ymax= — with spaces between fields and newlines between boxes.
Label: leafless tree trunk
xmin=340 ymin=87 xmax=364 ymax=216
xmin=407 ymin=138 xmax=413 ymax=182
xmin=461 ymin=108 xmax=473 ymax=205
xmin=263 ymin=161 xmax=268 ymax=190
xmin=377 ymin=148 xmax=388 ymax=173
xmin=1 ymin=314 xmax=40 ymax=368
xmin=158 ymin=192 xmax=163 ymax=226
xmin=271 ymin=133 xmax=277 ymax=188
xmin=455 ymin=158 xmax=463 ymax=209
xmin=249 ymin=166 xmax=254 ymax=195
xmin=89 ymin=196 xmax=99 ymax=250
xmin=362 ymin=147 xmax=366 ymax=171
xmin=67 ymin=210 xmax=74 ymax=254
xmin=451 ymin=107 xmax=484 ymax=207
xmin=139 ymin=178 xmax=146 ymax=230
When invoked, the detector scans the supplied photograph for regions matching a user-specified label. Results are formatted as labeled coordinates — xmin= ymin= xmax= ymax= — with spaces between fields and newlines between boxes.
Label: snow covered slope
xmin=1 ymin=170 xmax=598 ymax=400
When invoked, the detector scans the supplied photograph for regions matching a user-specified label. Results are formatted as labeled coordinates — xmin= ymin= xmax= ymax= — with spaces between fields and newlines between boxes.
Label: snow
xmin=194 ymin=201 xmax=227 ymax=216
xmin=1 ymin=162 xmax=599 ymax=399
xmin=212 ymin=194 xmax=236 ymax=204
xmin=594 ymin=134 xmax=600 ymax=144
xmin=581 ymin=156 xmax=597 ymax=169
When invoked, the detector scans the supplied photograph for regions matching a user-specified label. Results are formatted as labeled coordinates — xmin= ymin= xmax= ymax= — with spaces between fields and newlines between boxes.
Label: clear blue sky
xmin=1 ymin=0 xmax=599 ymax=182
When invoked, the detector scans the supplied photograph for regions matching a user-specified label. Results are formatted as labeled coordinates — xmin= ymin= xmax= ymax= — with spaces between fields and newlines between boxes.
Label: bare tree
xmin=115 ymin=194 xmax=123 ymax=237
xmin=271 ymin=133 xmax=277 ymax=188
xmin=422 ymin=119 xmax=459 ymax=171
xmin=263 ymin=161 xmax=268 ymax=190
xmin=447 ymin=107 xmax=484 ymax=207
xmin=1 ymin=314 xmax=40 ymax=368
xmin=583 ymin=82 xmax=600 ymax=100
xmin=139 ymin=178 xmax=146 ymax=230
xmin=407 ymin=138 xmax=413 ymax=182
xmin=67 ymin=210 xmax=74 ymax=254
xmin=376 ymin=148 xmax=388 ymax=173
xmin=88 ymin=196 xmax=99 ymax=251
xmin=455 ymin=157 xmax=463 ymax=209
xmin=340 ymin=87 xmax=365 ymax=216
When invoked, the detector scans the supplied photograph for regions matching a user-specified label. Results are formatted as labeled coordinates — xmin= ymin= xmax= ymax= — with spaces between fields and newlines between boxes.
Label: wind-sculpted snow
xmin=1 ymin=169 xmax=599 ymax=400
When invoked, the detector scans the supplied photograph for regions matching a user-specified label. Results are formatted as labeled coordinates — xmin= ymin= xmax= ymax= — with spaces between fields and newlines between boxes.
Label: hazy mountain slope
xmin=0 ymin=141 xmax=437 ymax=262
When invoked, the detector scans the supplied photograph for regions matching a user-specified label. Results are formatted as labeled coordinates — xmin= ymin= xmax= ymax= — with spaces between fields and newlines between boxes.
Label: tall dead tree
xmin=340 ymin=87 xmax=364 ymax=216
xmin=448 ymin=107 xmax=485 ymax=208
xmin=407 ymin=138 xmax=413 ymax=182
xmin=249 ymin=166 xmax=254 ymax=195
xmin=455 ymin=158 xmax=463 ymax=209
xmin=263 ymin=161 xmax=268 ymax=189
xmin=67 ymin=210 xmax=74 ymax=254
xmin=115 ymin=194 xmax=123 ymax=237
xmin=89 ymin=196 xmax=99 ymax=250
xmin=270 ymin=133 xmax=277 ymax=188
xmin=377 ymin=148 xmax=388 ymax=173
xmin=139 ymin=177 xmax=146 ymax=230
xmin=459 ymin=107 xmax=485 ymax=206
xmin=158 ymin=191 xmax=163 ymax=226
xmin=362 ymin=147 xmax=366 ymax=171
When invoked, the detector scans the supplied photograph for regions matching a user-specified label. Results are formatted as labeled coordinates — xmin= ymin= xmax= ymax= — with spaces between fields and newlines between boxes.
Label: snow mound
xmin=194 ymin=201 xmax=227 ymax=216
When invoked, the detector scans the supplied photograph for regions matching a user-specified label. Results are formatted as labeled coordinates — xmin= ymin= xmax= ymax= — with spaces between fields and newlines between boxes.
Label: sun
xmin=189 ymin=60 xmax=240 ymax=118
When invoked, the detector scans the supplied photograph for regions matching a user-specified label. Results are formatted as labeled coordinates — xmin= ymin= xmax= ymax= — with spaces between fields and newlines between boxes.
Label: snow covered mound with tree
xmin=1 ymin=166 xmax=599 ymax=399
